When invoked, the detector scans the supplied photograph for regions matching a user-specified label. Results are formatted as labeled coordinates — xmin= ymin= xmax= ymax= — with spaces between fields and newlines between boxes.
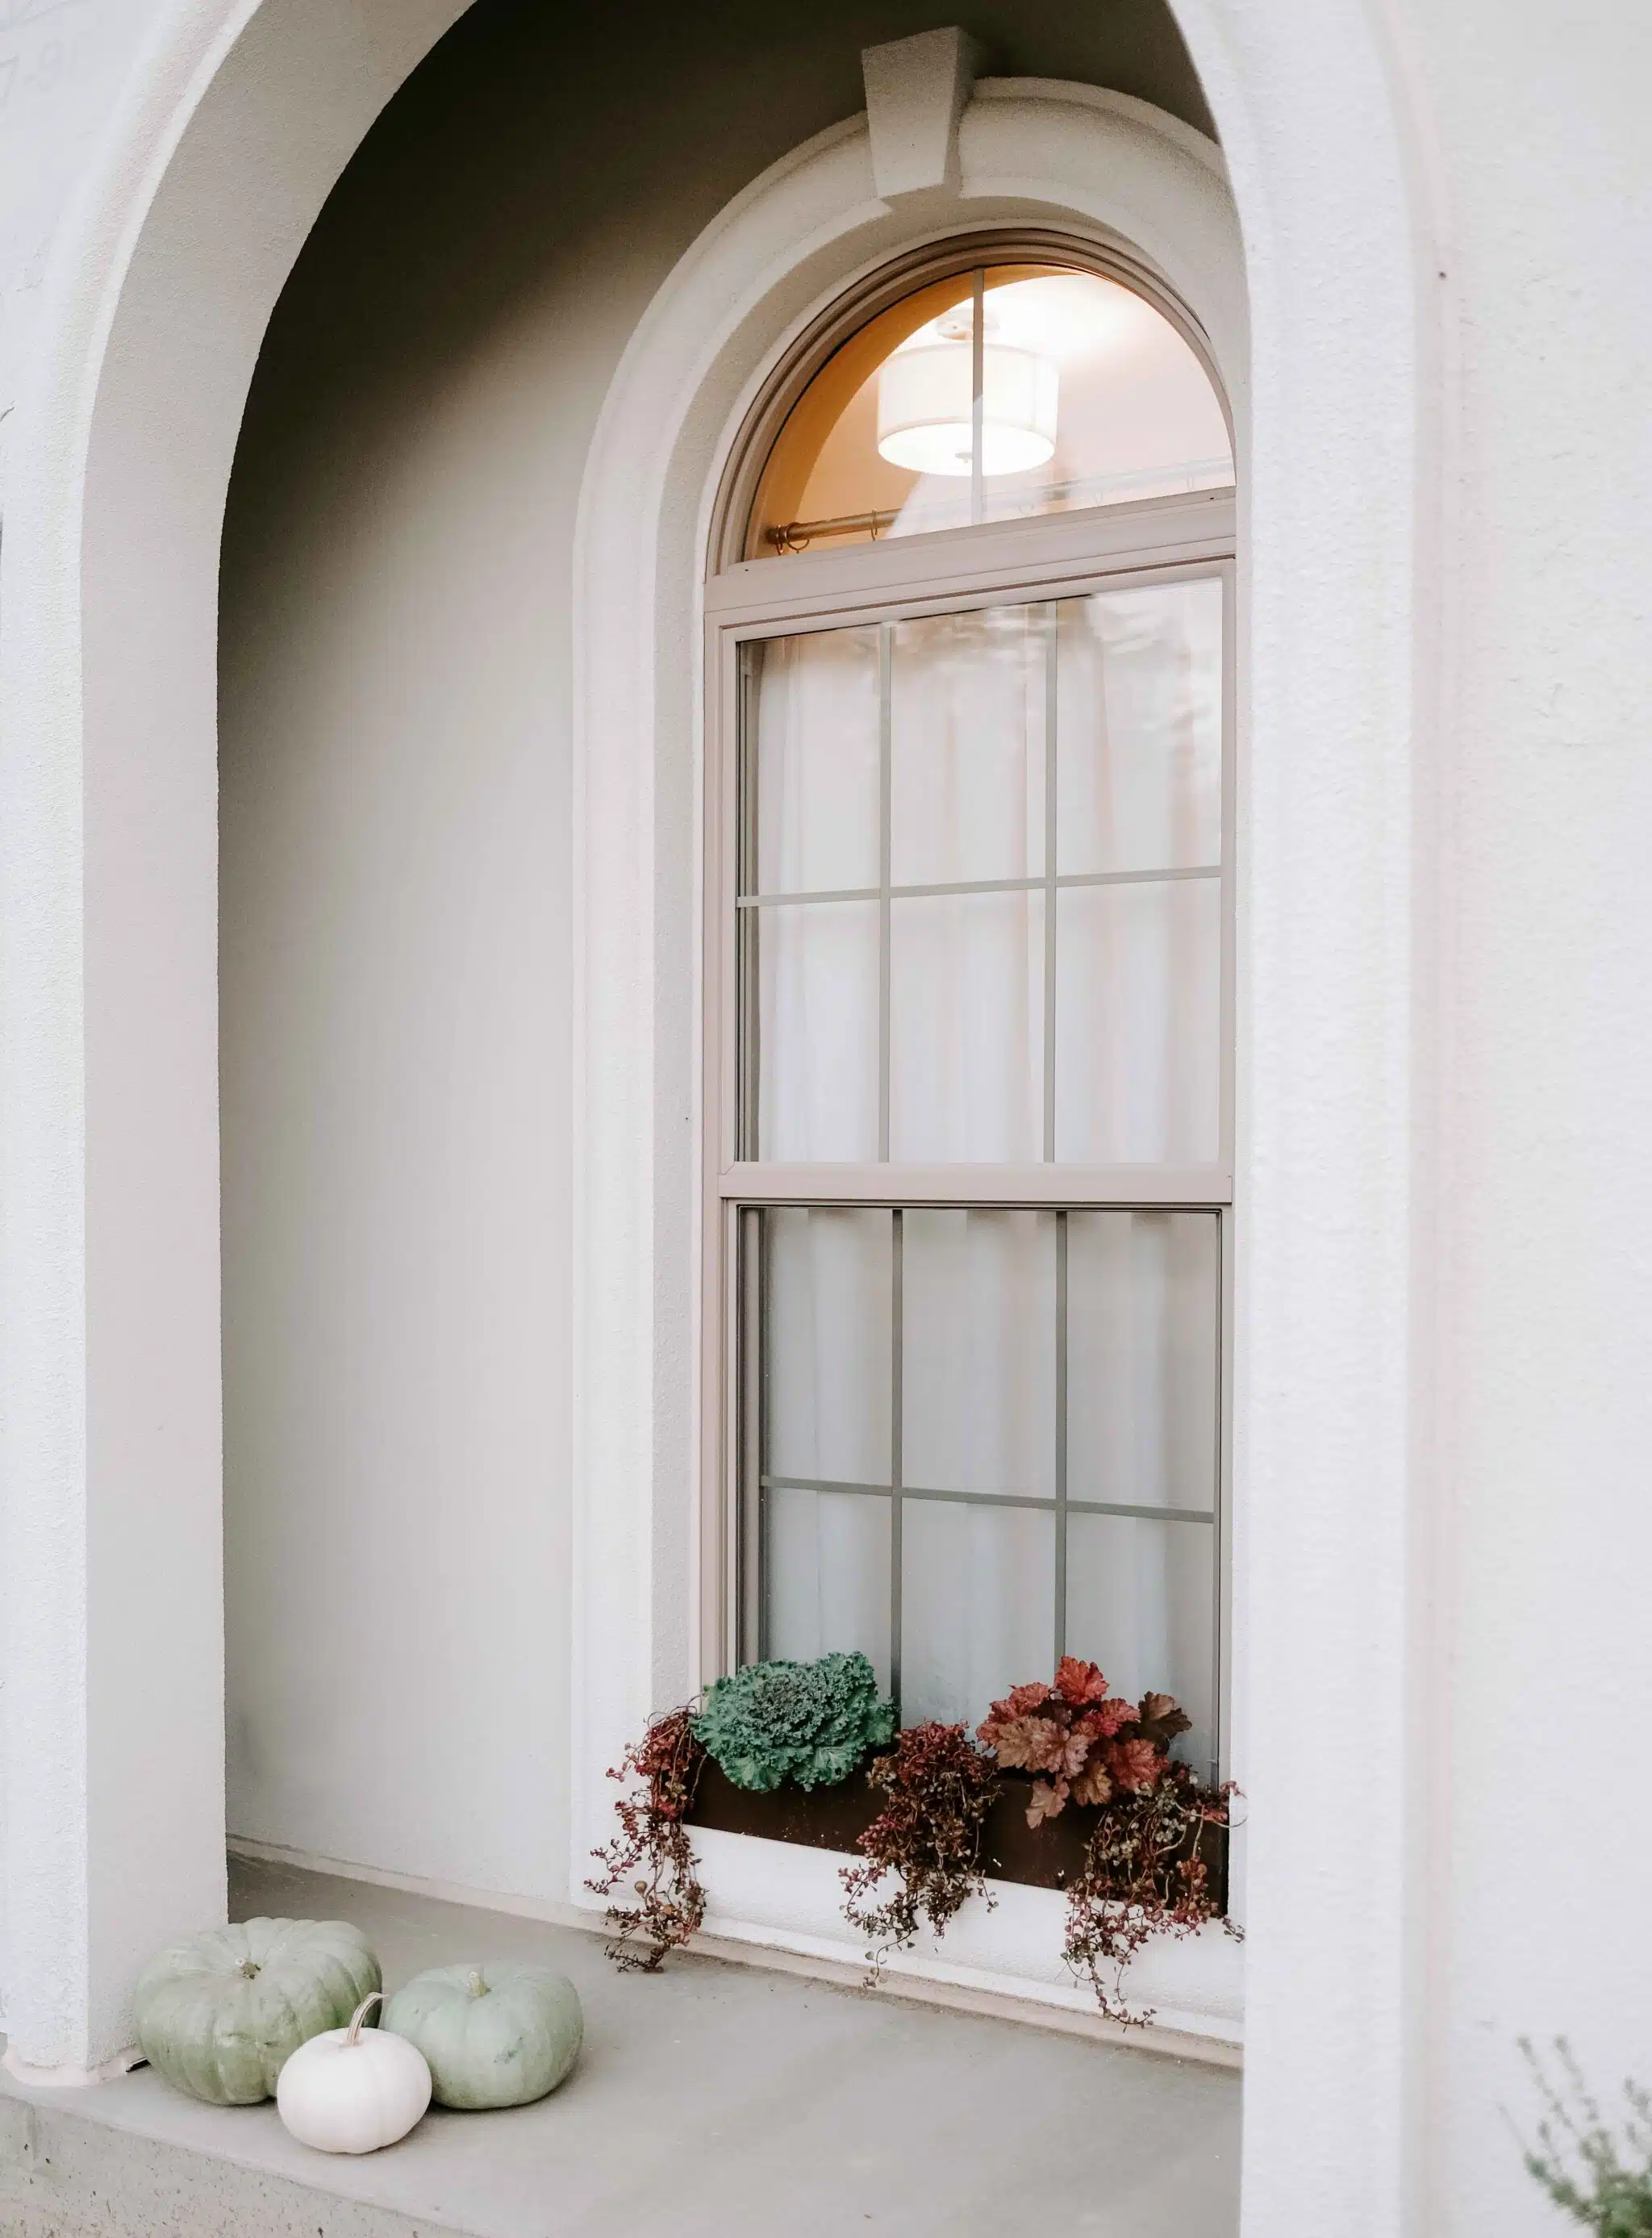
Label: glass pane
xmin=751 ymin=265 xmax=1233 ymax=556
xmin=902 ymin=1499 xmax=1055 ymax=1729
xmin=891 ymin=606 xmax=1045 ymax=887
xmin=1054 ymin=878 xmax=1220 ymax=1163
xmin=764 ymin=1208 xmax=892 ymax=1487
xmin=756 ymin=900 xmax=879 ymax=1160
xmin=751 ymin=626 xmax=882 ymax=895
xmin=890 ymin=890 xmax=1044 ymax=1162
xmin=902 ymin=1210 xmax=1055 ymax=1500
xmin=766 ymin=1485 xmax=891 ymax=1689
xmin=1067 ymin=1212 xmax=1219 ymax=1512
xmin=1056 ymin=580 xmax=1224 ymax=876
xmin=1066 ymin=1514 xmax=1214 ymax=1774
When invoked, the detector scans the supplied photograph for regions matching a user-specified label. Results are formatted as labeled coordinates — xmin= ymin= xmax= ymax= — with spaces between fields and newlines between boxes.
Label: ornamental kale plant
xmin=976 ymin=1654 xmax=1194 ymax=1827
xmin=1517 ymin=2039 xmax=1652 ymax=2235
xmin=692 ymin=1651 xmax=895 ymax=1793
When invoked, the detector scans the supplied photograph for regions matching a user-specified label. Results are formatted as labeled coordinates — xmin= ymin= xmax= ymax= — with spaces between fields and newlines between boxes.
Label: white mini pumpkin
xmin=276 ymin=1994 xmax=432 ymax=2153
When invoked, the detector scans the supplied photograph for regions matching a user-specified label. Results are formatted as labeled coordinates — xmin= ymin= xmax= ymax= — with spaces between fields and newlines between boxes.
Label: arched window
xmin=703 ymin=240 xmax=1233 ymax=1781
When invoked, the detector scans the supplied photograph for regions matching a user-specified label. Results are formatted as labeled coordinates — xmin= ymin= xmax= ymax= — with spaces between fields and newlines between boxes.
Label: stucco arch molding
xmin=567 ymin=75 xmax=1249 ymax=2027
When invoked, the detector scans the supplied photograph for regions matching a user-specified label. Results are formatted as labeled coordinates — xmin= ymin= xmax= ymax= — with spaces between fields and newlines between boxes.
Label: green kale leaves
xmin=692 ymin=1651 xmax=895 ymax=1793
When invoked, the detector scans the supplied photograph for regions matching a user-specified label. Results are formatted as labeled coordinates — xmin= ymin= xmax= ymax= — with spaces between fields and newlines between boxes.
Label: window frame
xmin=699 ymin=436 xmax=1237 ymax=1779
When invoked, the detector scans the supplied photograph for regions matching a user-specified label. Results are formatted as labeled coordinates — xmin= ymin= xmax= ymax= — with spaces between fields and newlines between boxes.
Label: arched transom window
xmin=703 ymin=244 xmax=1233 ymax=1781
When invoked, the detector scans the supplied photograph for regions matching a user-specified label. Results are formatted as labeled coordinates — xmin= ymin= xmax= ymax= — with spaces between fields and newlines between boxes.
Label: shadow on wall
xmin=215 ymin=0 xmax=1214 ymax=1910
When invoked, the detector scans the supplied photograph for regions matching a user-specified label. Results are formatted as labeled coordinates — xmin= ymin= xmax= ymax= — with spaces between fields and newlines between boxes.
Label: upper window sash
xmin=707 ymin=510 xmax=1236 ymax=1195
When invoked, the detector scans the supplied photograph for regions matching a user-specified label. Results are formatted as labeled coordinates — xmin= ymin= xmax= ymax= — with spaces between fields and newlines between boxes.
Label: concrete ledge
xmin=0 ymin=1857 xmax=1240 ymax=2237
xmin=0 ymin=2093 xmax=436 ymax=2238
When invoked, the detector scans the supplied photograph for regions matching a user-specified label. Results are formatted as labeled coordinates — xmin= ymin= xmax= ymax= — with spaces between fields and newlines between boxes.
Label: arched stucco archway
xmin=0 ymin=5 xmax=1437 ymax=2230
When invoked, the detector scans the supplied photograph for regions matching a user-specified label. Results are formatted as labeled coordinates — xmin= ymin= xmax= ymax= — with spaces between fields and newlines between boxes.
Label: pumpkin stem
xmin=466 ymin=1969 xmax=488 ymax=1999
xmin=237 ymin=1959 xmax=261 ymax=1980
xmin=344 ymin=1992 xmax=383 ymax=2047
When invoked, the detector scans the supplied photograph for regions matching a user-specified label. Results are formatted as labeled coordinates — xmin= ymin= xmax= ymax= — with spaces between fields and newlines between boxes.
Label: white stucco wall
xmin=1386 ymin=2 xmax=1652 ymax=2224
xmin=215 ymin=0 xmax=1217 ymax=1909
xmin=0 ymin=0 xmax=173 ymax=2038
xmin=0 ymin=0 xmax=163 ymax=465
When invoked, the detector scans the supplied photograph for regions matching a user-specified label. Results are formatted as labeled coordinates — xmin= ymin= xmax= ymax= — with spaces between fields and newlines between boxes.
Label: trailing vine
xmin=1062 ymin=1760 xmax=1240 ymax=2027
xmin=586 ymin=1705 xmax=708 ymax=1972
xmin=840 ymin=1722 xmax=1000 ymax=1970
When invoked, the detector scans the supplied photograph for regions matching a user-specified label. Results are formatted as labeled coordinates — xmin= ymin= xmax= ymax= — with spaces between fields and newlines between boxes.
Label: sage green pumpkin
xmin=131 ymin=1919 xmax=382 ymax=2106
xmin=382 ymin=1963 xmax=582 ymax=2110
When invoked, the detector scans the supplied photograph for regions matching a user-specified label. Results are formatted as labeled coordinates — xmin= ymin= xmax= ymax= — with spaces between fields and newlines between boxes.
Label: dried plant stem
xmin=586 ymin=1705 xmax=708 ymax=1972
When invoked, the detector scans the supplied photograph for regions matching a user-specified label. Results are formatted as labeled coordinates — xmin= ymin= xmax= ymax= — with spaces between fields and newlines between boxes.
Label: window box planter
xmin=687 ymin=1757 xmax=1229 ymax=1912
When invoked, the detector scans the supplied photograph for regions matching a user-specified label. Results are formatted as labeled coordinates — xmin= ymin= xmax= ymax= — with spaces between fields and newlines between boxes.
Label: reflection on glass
xmin=756 ymin=900 xmax=880 ymax=1160
xmin=890 ymin=890 xmax=1045 ymax=1162
xmin=1056 ymin=581 xmax=1223 ymax=876
xmin=902 ymin=1210 xmax=1055 ymax=1500
xmin=1054 ymin=878 xmax=1220 ymax=1163
xmin=1066 ymin=1513 xmax=1214 ymax=1773
xmin=891 ymin=605 xmax=1045 ymax=887
xmin=766 ymin=1486 xmax=891 ymax=1686
xmin=753 ymin=265 xmax=1232 ymax=555
xmin=764 ymin=1209 xmax=892 ymax=1485
xmin=1066 ymin=1211 xmax=1219 ymax=1511
xmin=902 ymin=1498 xmax=1055 ymax=1729
xmin=752 ymin=627 xmax=882 ymax=896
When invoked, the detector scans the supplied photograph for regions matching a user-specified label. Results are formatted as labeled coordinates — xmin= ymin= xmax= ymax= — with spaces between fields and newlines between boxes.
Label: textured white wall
xmin=0 ymin=0 xmax=169 ymax=2031
xmin=0 ymin=0 xmax=165 ymax=463
xmin=1387 ymin=2 xmax=1652 ymax=2225
xmin=216 ymin=0 xmax=1216 ymax=1910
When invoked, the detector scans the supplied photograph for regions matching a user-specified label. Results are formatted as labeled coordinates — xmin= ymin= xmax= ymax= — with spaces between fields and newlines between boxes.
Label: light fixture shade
xmin=877 ymin=341 xmax=1058 ymax=478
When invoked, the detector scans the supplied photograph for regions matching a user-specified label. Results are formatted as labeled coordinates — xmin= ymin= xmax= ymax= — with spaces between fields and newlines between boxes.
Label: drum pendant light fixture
xmin=876 ymin=294 xmax=1058 ymax=478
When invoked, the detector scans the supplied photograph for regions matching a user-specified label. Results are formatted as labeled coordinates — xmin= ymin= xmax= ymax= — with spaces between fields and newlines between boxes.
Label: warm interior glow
xmin=875 ymin=328 xmax=1059 ymax=478
xmin=750 ymin=262 xmax=1232 ymax=554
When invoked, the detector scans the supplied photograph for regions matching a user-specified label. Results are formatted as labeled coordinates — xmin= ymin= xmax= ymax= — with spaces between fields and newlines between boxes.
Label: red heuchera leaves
xmin=1137 ymin=1693 xmax=1193 ymax=1748
xmin=977 ymin=1661 xmax=1191 ymax=1826
xmin=1069 ymin=1756 xmax=1114 ymax=1809
xmin=1085 ymin=1696 xmax=1139 ymax=1740
xmin=1106 ymin=1735 xmax=1163 ymax=1793
xmin=1054 ymin=1655 xmax=1112 ymax=1707
xmin=1026 ymin=1778 xmax=1068 ymax=1826
xmin=985 ymin=1714 xmax=1066 ymax=1772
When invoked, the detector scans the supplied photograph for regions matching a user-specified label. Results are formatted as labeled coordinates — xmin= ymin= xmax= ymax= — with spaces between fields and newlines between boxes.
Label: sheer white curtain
xmin=756 ymin=626 xmax=882 ymax=1162
xmin=750 ymin=579 xmax=1222 ymax=1749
